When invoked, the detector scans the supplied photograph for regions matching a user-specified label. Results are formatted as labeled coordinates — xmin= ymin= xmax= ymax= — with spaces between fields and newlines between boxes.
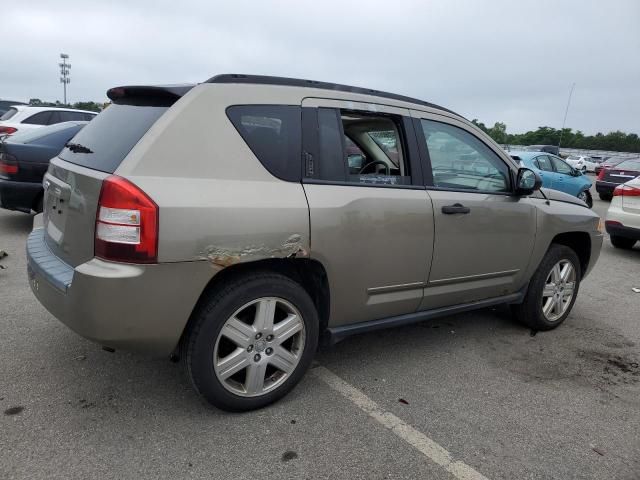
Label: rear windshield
xmin=58 ymin=104 xmax=168 ymax=173
xmin=0 ymin=108 xmax=18 ymax=121
xmin=614 ymin=159 xmax=640 ymax=171
xmin=7 ymin=122 xmax=83 ymax=144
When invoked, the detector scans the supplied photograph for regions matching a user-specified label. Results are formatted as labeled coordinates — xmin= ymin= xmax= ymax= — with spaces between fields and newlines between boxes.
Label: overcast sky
xmin=3 ymin=0 xmax=638 ymax=134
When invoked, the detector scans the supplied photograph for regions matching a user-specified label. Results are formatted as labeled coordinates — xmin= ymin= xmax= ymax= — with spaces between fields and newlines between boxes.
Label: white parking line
xmin=311 ymin=366 xmax=490 ymax=480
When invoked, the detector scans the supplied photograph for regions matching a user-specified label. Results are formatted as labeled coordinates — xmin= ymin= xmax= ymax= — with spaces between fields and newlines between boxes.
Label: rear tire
xmin=34 ymin=196 xmax=43 ymax=214
xmin=599 ymin=193 xmax=612 ymax=201
xmin=185 ymin=272 xmax=319 ymax=411
xmin=610 ymin=236 xmax=636 ymax=249
xmin=512 ymin=244 xmax=581 ymax=331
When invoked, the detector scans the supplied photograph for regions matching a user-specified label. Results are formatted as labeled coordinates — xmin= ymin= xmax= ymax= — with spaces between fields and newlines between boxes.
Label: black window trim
xmin=301 ymin=106 xmax=424 ymax=189
xmin=414 ymin=117 xmax=517 ymax=196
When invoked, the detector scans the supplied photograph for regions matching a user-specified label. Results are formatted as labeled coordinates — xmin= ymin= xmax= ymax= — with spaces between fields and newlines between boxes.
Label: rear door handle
xmin=442 ymin=203 xmax=470 ymax=214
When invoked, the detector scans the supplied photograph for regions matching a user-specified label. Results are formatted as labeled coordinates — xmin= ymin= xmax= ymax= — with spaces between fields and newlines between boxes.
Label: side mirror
xmin=573 ymin=169 xmax=582 ymax=176
xmin=515 ymin=168 xmax=542 ymax=195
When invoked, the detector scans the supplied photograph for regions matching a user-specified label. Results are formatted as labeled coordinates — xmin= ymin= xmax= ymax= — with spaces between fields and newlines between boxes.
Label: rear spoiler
xmin=107 ymin=85 xmax=195 ymax=106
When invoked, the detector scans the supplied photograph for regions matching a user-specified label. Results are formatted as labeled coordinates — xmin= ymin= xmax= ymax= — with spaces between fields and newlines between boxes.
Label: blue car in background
xmin=0 ymin=121 xmax=87 ymax=213
xmin=510 ymin=151 xmax=593 ymax=207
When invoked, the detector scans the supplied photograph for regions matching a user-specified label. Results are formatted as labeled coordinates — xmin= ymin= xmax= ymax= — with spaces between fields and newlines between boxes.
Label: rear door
xmin=301 ymin=98 xmax=433 ymax=327
xmin=412 ymin=111 xmax=536 ymax=308
xmin=43 ymin=102 xmax=172 ymax=267
xmin=550 ymin=156 xmax=578 ymax=195
xmin=532 ymin=154 xmax=556 ymax=188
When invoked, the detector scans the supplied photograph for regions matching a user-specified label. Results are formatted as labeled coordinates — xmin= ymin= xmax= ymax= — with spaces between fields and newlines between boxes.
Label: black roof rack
xmin=206 ymin=74 xmax=460 ymax=117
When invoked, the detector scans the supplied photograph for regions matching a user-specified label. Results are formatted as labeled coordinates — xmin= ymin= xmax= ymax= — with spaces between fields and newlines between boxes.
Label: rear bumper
xmin=0 ymin=178 xmax=41 ymax=213
xmin=26 ymin=220 xmax=213 ymax=356
xmin=605 ymin=222 xmax=640 ymax=240
xmin=595 ymin=181 xmax=617 ymax=195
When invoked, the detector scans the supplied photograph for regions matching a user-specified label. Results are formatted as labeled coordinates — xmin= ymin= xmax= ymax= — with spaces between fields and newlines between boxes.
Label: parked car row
xmin=510 ymin=151 xmax=593 ymax=207
xmin=0 ymin=122 xmax=87 ymax=213
xmin=0 ymin=105 xmax=96 ymax=136
xmin=0 ymin=99 xmax=27 ymax=117
xmin=605 ymin=176 xmax=640 ymax=250
xmin=565 ymin=155 xmax=598 ymax=173
xmin=596 ymin=157 xmax=640 ymax=201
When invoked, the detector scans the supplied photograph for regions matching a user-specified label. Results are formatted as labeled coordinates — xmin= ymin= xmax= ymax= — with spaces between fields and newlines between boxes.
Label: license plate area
xmin=43 ymin=174 xmax=71 ymax=246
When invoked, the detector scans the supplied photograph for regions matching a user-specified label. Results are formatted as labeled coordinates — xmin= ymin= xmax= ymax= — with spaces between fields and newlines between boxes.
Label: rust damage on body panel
xmin=200 ymin=234 xmax=308 ymax=269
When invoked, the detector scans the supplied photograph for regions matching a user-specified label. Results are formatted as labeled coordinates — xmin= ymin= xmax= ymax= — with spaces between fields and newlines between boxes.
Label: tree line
xmin=471 ymin=120 xmax=640 ymax=153
xmin=28 ymin=98 xmax=105 ymax=112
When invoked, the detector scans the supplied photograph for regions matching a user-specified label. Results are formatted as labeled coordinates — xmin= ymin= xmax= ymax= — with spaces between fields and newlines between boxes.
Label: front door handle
xmin=442 ymin=203 xmax=470 ymax=214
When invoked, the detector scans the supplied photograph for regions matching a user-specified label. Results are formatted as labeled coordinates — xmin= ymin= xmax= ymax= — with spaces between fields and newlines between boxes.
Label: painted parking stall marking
xmin=311 ymin=366 xmax=490 ymax=480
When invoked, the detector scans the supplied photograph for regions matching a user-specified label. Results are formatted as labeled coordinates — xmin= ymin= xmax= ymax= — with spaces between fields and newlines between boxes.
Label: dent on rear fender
xmin=199 ymin=234 xmax=309 ymax=269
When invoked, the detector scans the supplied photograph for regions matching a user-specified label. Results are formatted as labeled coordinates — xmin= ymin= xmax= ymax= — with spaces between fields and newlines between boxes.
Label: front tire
xmin=578 ymin=190 xmax=593 ymax=208
xmin=610 ymin=236 xmax=636 ymax=249
xmin=185 ymin=273 xmax=319 ymax=411
xmin=512 ymin=244 xmax=581 ymax=331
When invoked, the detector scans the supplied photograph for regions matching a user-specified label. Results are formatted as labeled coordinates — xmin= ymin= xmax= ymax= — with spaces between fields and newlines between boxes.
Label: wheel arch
xmin=176 ymin=258 xmax=330 ymax=358
xmin=550 ymin=231 xmax=591 ymax=278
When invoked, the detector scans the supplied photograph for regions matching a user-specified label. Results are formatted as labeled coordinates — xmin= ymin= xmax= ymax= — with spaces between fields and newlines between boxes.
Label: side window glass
xmin=535 ymin=155 xmax=554 ymax=172
xmin=227 ymin=105 xmax=302 ymax=181
xmin=421 ymin=120 xmax=510 ymax=192
xmin=48 ymin=111 xmax=62 ymax=125
xmin=22 ymin=111 xmax=52 ymax=125
xmin=59 ymin=111 xmax=84 ymax=122
xmin=551 ymin=156 xmax=573 ymax=175
xmin=313 ymin=108 xmax=411 ymax=186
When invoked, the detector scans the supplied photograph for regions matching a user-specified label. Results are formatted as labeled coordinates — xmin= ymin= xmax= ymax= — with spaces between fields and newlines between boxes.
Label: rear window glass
xmin=0 ymin=108 xmax=18 ymax=121
xmin=615 ymin=159 xmax=640 ymax=171
xmin=226 ymin=105 xmax=301 ymax=181
xmin=59 ymin=104 xmax=168 ymax=173
xmin=7 ymin=122 xmax=82 ymax=144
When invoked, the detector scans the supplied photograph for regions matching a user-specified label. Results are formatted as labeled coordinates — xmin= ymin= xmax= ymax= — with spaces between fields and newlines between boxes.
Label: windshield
xmin=58 ymin=104 xmax=168 ymax=173
xmin=0 ymin=108 xmax=18 ymax=121
xmin=567 ymin=155 xmax=580 ymax=160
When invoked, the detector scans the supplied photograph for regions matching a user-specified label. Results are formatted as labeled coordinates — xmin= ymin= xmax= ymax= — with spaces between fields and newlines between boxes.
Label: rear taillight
xmin=0 ymin=126 xmax=18 ymax=135
xmin=0 ymin=153 xmax=18 ymax=175
xmin=613 ymin=184 xmax=640 ymax=197
xmin=596 ymin=168 xmax=606 ymax=180
xmin=95 ymin=175 xmax=158 ymax=263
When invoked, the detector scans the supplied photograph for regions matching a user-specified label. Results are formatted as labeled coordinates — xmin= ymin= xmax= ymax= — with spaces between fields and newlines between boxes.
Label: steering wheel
xmin=359 ymin=160 xmax=390 ymax=175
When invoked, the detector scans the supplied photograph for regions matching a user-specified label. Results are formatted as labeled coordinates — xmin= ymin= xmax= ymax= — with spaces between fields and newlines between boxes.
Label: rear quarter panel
xmin=115 ymin=83 xmax=311 ymax=268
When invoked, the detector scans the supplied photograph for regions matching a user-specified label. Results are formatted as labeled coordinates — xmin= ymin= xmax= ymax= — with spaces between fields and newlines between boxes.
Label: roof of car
xmin=107 ymin=74 xmax=463 ymax=118
xmin=206 ymin=74 xmax=459 ymax=116
xmin=9 ymin=105 xmax=98 ymax=114
xmin=509 ymin=150 xmax=547 ymax=160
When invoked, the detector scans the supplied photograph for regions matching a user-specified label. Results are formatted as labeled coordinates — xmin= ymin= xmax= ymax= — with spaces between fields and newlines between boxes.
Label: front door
xmin=412 ymin=111 xmax=537 ymax=309
xmin=301 ymin=98 xmax=434 ymax=327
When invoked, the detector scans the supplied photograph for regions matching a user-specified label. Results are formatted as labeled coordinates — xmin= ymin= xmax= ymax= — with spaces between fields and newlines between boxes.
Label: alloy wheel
xmin=213 ymin=297 xmax=306 ymax=397
xmin=541 ymin=260 xmax=576 ymax=322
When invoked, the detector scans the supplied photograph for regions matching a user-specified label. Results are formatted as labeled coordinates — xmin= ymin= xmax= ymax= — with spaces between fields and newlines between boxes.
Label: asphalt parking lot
xmin=1 ymin=180 xmax=639 ymax=480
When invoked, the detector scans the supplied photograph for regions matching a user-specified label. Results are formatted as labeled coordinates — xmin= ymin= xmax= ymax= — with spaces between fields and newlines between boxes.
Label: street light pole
xmin=558 ymin=82 xmax=575 ymax=150
xmin=59 ymin=53 xmax=71 ymax=105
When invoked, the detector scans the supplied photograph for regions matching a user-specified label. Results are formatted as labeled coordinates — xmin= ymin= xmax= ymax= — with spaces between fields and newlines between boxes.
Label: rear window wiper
xmin=65 ymin=142 xmax=93 ymax=154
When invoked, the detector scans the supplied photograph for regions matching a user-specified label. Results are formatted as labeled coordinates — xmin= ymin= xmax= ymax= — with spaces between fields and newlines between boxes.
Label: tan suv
xmin=27 ymin=74 xmax=603 ymax=411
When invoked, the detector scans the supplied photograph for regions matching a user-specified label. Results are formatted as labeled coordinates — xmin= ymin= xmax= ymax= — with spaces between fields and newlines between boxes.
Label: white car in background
xmin=565 ymin=155 xmax=597 ymax=173
xmin=605 ymin=176 xmax=640 ymax=249
xmin=0 ymin=105 xmax=97 ymax=136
